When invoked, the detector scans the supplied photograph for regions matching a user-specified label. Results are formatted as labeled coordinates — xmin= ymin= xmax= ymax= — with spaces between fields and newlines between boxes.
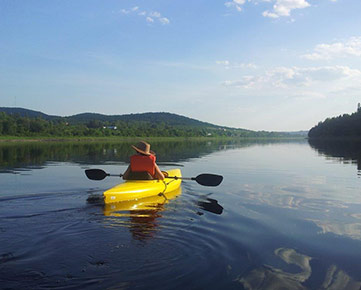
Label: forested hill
xmin=66 ymin=112 xmax=217 ymax=128
xmin=0 ymin=107 xmax=302 ymax=138
xmin=308 ymin=109 xmax=361 ymax=138
xmin=0 ymin=108 xmax=216 ymax=127
xmin=0 ymin=107 xmax=59 ymax=120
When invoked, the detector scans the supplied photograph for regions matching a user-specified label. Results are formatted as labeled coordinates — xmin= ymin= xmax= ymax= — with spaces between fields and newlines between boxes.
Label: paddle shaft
xmin=85 ymin=169 xmax=223 ymax=186
xmin=167 ymin=176 xmax=195 ymax=181
xmin=108 ymin=174 xmax=123 ymax=177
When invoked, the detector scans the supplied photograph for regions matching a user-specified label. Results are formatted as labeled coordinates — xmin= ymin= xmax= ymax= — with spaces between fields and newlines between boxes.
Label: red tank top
xmin=130 ymin=154 xmax=156 ymax=176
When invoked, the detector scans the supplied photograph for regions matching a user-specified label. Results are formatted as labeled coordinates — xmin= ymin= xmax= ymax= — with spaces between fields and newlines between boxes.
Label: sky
xmin=1 ymin=0 xmax=361 ymax=131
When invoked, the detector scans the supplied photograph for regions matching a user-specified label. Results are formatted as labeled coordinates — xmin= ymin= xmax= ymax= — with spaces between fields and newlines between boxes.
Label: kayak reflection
xmin=103 ymin=187 xmax=181 ymax=241
xmin=198 ymin=197 xmax=224 ymax=215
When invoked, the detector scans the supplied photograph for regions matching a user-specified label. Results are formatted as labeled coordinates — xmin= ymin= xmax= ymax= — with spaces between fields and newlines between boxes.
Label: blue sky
xmin=1 ymin=0 xmax=361 ymax=131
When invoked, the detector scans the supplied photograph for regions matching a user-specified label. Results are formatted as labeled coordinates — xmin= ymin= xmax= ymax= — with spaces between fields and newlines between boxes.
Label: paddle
xmin=167 ymin=174 xmax=223 ymax=187
xmin=85 ymin=169 xmax=123 ymax=180
xmin=85 ymin=169 xmax=223 ymax=187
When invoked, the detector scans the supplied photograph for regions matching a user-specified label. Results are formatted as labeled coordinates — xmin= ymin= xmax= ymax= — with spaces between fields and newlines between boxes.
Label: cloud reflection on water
xmin=313 ymin=220 xmax=361 ymax=241
xmin=237 ymin=180 xmax=361 ymax=241
xmin=235 ymin=248 xmax=361 ymax=290
xmin=235 ymin=248 xmax=312 ymax=290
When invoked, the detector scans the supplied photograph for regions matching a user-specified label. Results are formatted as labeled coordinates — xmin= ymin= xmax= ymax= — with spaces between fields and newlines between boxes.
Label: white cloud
xmin=225 ymin=0 xmax=246 ymax=12
xmin=222 ymin=65 xmax=361 ymax=91
xmin=225 ymin=0 xmax=335 ymax=19
xmin=120 ymin=7 xmax=170 ymax=25
xmin=216 ymin=60 xmax=230 ymax=66
xmin=159 ymin=17 xmax=170 ymax=25
xmin=262 ymin=11 xmax=279 ymax=18
xmin=121 ymin=6 xmax=140 ymax=14
xmin=225 ymin=0 xmax=312 ymax=18
xmin=149 ymin=11 xmax=161 ymax=18
xmin=302 ymin=37 xmax=361 ymax=60
xmin=301 ymin=66 xmax=361 ymax=80
xmin=216 ymin=60 xmax=257 ymax=69
xmin=262 ymin=0 xmax=310 ymax=18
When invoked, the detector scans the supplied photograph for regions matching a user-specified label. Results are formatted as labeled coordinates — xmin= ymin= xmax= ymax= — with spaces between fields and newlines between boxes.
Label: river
xmin=1 ymin=139 xmax=361 ymax=289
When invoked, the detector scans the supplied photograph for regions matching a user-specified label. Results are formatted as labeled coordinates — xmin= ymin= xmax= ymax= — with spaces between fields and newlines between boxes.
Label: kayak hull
xmin=103 ymin=169 xmax=182 ymax=204
xmin=103 ymin=186 xmax=182 ymax=214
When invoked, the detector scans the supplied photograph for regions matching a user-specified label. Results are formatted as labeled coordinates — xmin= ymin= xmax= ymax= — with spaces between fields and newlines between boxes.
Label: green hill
xmin=0 ymin=107 xmax=58 ymax=120
xmin=66 ymin=112 xmax=217 ymax=128
xmin=0 ymin=107 xmax=304 ymax=138
xmin=308 ymin=109 xmax=361 ymax=139
xmin=0 ymin=108 xmax=219 ymax=128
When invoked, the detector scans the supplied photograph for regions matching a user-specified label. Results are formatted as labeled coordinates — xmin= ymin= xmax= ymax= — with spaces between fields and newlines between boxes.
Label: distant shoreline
xmin=0 ymin=136 xmax=307 ymax=143
xmin=307 ymin=136 xmax=361 ymax=141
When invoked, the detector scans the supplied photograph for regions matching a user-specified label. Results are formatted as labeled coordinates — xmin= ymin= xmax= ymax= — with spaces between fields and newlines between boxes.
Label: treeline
xmin=0 ymin=111 xmax=299 ymax=138
xmin=308 ymin=109 xmax=361 ymax=139
xmin=0 ymin=112 xmax=253 ymax=138
xmin=0 ymin=112 xmax=216 ymax=137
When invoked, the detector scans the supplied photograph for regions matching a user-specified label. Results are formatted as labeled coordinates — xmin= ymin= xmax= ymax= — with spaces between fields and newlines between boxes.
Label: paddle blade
xmin=85 ymin=169 xmax=108 ymax=180
xmin=194 ymin=174 xmax=223 ymax=187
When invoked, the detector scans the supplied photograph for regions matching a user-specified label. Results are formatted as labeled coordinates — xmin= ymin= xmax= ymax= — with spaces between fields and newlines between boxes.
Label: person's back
xmin=123 ymin=141 xmax=165 ymax=180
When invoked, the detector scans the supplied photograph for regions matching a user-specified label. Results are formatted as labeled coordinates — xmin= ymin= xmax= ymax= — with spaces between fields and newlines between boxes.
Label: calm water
xmin=1 ymin=139 xmax=361 ymax=289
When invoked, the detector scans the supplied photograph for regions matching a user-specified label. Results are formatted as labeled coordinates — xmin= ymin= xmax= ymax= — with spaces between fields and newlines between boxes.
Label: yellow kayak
xmin=103 ymin=169 xmax=182 ymax=204
xmin=103 ymin=186 xmax=182 ymax=215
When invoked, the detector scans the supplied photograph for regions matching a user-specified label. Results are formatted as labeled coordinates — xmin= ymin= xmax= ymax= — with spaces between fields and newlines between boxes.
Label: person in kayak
xmin=123 ymin=141 xmax=166 ymax=180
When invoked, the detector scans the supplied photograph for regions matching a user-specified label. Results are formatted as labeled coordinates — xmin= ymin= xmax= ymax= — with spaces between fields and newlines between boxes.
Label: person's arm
xmin=122 ymin=165 xmax=131 ymax=180
xmin=154 ymin=164 xmax=165 ymax=180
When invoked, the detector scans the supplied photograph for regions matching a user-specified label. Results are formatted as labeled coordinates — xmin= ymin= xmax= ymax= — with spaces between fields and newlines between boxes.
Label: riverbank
xmin=0 ymin=136 xmax=201 ymax=143
xmin=0 ymin=135 xmax=306 ymax=143
xmin=0 ymin=136 xmax=222 ymax=143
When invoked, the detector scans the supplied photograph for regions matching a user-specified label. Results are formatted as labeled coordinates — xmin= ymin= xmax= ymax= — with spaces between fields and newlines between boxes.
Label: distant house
xmin=103 ymin=126 xmax=117 ymax=130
